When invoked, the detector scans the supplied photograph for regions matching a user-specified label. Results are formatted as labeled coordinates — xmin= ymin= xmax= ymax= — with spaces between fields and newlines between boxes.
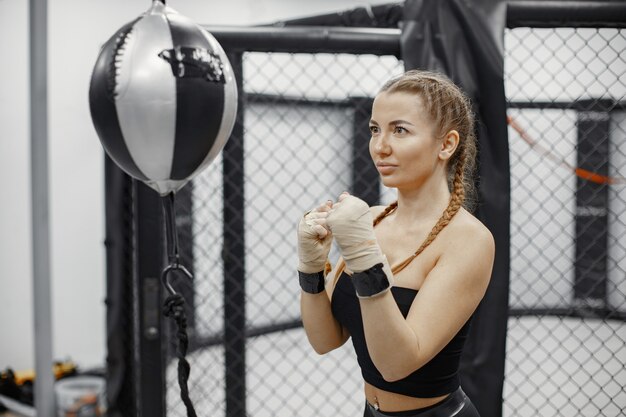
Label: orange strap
xmin=507 ymin=115 xmax=626 ymax=185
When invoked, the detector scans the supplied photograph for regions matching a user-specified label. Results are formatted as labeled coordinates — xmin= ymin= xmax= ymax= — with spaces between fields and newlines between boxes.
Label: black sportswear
xmin=331 ymin=272 xmax=471 ymax=398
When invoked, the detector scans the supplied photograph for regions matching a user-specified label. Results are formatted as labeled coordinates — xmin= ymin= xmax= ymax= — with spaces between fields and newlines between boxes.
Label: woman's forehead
xmin=371 ymin=91 xmax=428 ymax=122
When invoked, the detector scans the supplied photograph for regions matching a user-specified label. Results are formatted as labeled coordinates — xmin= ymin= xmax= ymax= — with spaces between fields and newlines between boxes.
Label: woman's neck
xmin=392 ymin=177 xmax=451 ymax=225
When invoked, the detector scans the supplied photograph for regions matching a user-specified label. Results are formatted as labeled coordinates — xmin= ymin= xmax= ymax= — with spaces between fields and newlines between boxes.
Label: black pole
xmin=222 ymin=52 xmax=247 ymax=417
xmin=175 ymin=184 xmax=197 ymax=344
xmin=574 ymin=99 xmax=611 ymax=311
xmin=134 ymin=181 xmax=166 ymax=417
xmin=350 ymin=97 xmax=379 ymax=206
xmin=104 ymin=158 xmax=137 ymax=417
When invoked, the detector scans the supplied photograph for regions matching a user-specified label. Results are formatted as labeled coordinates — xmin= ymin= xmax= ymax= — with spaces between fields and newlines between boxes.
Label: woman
xmin=297 ymin=70 xmax=495 ymax=416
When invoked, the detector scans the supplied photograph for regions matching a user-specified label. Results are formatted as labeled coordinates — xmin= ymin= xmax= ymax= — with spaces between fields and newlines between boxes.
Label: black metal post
xmin=350 ymin=97 xmax=379 ymax=206
xmin=222 ymin=52 xmax=247 ymax=417
xmin=175 ymin=184 xmax=197 ymax=340
xmin=104 ymin=157 xmax=137 ymax=417
xmin=574 ymin=99 xmax=611 ymax=311
xmin=134 ymin=181 xmax=166 ymax=417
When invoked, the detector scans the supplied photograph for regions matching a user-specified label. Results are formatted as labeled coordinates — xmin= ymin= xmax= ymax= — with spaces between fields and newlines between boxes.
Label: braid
xmin=374 ymin=201 xmax=397 ymax=226
xmin=391 ymin=147 xmax=467 ymax=274
xmin=332 ymin=182 xmax=464 ymax=282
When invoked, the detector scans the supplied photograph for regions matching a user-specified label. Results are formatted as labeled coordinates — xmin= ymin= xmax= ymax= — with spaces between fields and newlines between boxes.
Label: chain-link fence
xmin=166 ymin=50 xmax=405 ymax=417
xmin=102 ymin=11 xmax=626 ymax=417
xmin=504 ymin=27 xmax=626 ymax=416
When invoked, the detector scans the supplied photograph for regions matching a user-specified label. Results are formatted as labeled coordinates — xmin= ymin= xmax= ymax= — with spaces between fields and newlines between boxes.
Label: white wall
xmin=0 ymin=0 xmax=395 ymax=371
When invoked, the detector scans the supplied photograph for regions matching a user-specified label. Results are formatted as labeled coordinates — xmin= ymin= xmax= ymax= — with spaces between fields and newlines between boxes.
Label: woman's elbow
xmin=377 ymin=360 xmax=421 ymax=382
xmin=308 ymin=339 xmax=342 ymax=355
xmin=306 ymin=333 xmax=346 ymax=355
xmin=311 ymin=344 xmax=334 ymax=355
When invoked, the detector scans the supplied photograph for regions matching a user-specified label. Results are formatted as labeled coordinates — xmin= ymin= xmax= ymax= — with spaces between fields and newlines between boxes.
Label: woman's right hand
xmin=297 ymin=201 xmax=333 ymax=274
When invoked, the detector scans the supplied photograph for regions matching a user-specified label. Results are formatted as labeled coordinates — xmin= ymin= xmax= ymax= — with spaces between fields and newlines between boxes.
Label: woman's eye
xmin=369 ymin=125 xmax=379 ymax=134
xmin=394 ymin=126 xmax=407 ymax=134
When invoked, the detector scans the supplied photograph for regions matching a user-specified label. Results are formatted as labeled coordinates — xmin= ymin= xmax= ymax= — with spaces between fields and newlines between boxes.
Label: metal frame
xmin=114 ymin=2 xmax=626 ymax=416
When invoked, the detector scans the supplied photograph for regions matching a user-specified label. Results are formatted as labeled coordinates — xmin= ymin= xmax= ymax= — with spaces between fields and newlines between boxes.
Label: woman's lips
xmin=376 ymin=163 xmax=397 ymax=174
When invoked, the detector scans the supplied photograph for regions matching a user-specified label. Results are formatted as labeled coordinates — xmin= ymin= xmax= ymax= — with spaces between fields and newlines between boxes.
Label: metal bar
xmin=202 ymin=2 xmax=625 ymax=56
xmin=246 ymin=93 xmax=352 ymax=108
xmin=134 ymin=182 xmax=166 ymax=417
xmin=249 ymin=96 xmax=626 ymax=112
xmin=251 ymin=95 xmax=626 ymax=112
xmin=193 ymin=299 xmax=626 ymax=348
xmin=508 ymin=100 xmax=626 ymax=111
xmin=276 ymin=1 xmax=626 ymax=29
xmin=192 ymin=320 xmax=304 ymax=349
xmin=222 ymin=52 xmax=247 ymax=417
xmin=509 ymin=308 xmax=626 ymax=321
xmin=274 ymin=2 xmax=403 ymax=27
xmin=29 ymin=0 xmax=55 ymax=415
xmin=208 ymin=26 xmax=402 ymax=56
xmin=507 ymin=1 xmax=626 ymax=28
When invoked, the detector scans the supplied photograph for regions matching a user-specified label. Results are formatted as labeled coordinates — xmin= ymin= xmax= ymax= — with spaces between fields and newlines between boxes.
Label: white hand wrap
xmin=296 ymin=204 xmax=333 ymax=274
xmin=327 ymin=194 xmax=393 ymax=297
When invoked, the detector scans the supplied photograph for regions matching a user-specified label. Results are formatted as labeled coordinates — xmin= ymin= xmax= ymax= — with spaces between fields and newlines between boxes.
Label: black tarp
xmin=401 ymin=1 xmax=510 ymax=416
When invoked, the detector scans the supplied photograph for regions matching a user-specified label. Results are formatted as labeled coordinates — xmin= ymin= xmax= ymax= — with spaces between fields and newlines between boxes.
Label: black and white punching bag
xmin=89 ymin=0 xmax=238 ymax=196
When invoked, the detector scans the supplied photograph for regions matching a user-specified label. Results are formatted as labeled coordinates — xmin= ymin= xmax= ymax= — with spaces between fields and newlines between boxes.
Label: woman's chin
xmin=379 ymin=176 xmax=398 ymax=188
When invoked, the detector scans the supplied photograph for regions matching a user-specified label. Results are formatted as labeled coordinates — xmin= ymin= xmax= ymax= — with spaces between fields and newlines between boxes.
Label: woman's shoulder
xmin=448 ymin=208 xmax=495 ymax=250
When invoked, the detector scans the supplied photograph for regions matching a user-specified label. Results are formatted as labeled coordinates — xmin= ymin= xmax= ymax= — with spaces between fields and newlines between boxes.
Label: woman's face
xmin=369 ymin=90 xmax=443 ymax=191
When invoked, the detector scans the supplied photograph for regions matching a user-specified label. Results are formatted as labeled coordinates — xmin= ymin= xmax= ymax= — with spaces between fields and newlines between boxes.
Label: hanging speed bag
xmin=89 ymin=0 xmax=238 ymax=196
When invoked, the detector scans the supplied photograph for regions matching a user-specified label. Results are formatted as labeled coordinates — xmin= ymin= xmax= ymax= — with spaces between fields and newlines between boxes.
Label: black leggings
xmin=363 ymin=388 xmax=480 ymax=417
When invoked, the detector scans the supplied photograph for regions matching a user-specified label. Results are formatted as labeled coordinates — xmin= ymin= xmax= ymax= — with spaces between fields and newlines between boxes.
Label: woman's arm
xmin=300 ymin=265 xmax=350 ymax=355
xmin=300 ymin=204 xmax=387 ymax=354
xmin=297 ymin=201 xmax=349 ymax=354
xmin=359 ymin=222 xmax=494 ymax=382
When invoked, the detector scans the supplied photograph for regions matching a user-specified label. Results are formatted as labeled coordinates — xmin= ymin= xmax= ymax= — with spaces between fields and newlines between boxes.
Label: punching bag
xmin=89 ymin=0 xmax=238 ymax=196
xmin=89 ymin=3 xmax=238 ymax=415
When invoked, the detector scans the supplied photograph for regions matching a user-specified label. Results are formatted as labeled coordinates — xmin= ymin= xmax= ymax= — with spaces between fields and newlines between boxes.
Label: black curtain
xmin=401 ymin=1 xmax=510 ymax=416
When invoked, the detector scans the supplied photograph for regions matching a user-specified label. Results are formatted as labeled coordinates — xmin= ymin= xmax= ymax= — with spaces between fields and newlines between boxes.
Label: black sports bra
xmin=331 ymin=272 xmax=471 ymax=398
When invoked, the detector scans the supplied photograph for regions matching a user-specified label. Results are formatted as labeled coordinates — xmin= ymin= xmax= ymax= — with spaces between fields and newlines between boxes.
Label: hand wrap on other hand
xmin=327 ymin=194 xmax=393 ymax=298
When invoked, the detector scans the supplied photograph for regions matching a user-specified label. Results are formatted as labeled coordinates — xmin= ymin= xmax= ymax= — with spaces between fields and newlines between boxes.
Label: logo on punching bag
xmin=159 ymin=46 xmax=226 ymax=82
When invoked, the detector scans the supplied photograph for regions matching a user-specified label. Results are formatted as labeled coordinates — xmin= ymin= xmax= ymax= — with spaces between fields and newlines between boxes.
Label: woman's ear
xmin=439 ymin=130 xmax=460 ymax=161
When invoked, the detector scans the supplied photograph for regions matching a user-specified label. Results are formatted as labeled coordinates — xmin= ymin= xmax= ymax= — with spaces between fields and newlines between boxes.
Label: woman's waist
xmin=364 ymin=381 xmax=450 ymax=413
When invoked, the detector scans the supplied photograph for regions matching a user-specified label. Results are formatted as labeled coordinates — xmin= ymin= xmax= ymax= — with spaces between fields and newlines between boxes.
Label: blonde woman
xmin=297 ymin=70 xmax=495 ymax=416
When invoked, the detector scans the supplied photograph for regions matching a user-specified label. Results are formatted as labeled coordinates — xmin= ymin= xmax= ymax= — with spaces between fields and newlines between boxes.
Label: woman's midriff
xmin=364 ymin=381 xmax=449 ymax=412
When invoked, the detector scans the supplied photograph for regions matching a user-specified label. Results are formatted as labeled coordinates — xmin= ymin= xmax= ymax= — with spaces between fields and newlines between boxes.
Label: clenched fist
xmin=326 ymin=193 xmax=386 ymax=274
xmin=297 ymin=201 xmax=333 ymax=274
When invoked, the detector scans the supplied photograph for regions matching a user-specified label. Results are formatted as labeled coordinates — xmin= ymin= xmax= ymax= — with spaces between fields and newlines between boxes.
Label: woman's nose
xmin=373 ymin=133 xmax=391 ymax=155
